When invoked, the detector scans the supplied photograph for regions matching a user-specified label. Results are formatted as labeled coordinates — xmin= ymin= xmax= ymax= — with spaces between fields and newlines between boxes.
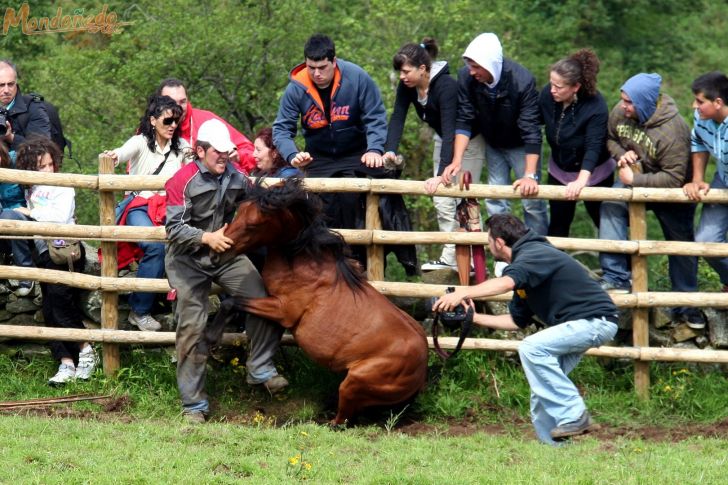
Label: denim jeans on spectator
xmin=126 ymin=206 xmax=166 ymax=315
xmin=695 ymin=174 xmax=728 ymax=285
xmin=484 ymin=144 xmax=548 ymax=235
xmin=431 ymin=134 xmax=486 ymax=266
xmin=518 ymin=317 xmax=617 ymax=446
xmin=599 ymin=180 xmax=700 ymax=318
xmin=0 ymin=209 xmax=34 ymax=268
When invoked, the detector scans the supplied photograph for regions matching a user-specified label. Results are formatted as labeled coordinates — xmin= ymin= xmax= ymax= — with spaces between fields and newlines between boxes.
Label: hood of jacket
xmin=621 ymin=73 xmax=662 ymax=125
xmin=462 ymin=33 xmax=502 ymax=88
xmin=643 ymin=93 xmax=681 ymax=129
xmin=430 ymin=60 xmax=448 ymax=82
xmin=288 ymin=60 xmax=343 ymax=113
xmin=510 ymin=228 xmax=548 ymax=256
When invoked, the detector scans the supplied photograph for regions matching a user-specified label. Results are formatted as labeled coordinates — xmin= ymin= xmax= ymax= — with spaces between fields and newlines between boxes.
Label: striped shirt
xmin=691 ymin=109 xmax=728 ymax=183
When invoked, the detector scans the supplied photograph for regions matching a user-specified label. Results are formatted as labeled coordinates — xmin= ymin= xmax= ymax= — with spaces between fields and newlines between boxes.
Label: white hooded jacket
xmin=462 ymin=33 xmax=503 ymax=89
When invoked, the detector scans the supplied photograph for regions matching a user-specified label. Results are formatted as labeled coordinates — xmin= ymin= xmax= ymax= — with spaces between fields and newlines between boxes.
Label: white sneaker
xmin=129 ymin=312 xmax=162 ymax=331
xmin=75 ymin=345 xmax=97 ymax=380
xmin=49 ymin=363 xmax=76 ymax=385
xmin=15 ymin=281 xmax=34 ymax=297
xmin=421 ymin=260 xmax=457 ymax=272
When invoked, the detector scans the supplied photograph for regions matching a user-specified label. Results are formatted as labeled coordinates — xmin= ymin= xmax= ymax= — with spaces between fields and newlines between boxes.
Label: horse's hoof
xmin=327 ymin=419 xmax=348 ymax=431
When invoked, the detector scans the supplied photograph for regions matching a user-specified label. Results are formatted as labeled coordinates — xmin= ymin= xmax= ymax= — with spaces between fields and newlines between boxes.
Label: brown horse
xmin=224 ymin=178 xmax=428 ymax=425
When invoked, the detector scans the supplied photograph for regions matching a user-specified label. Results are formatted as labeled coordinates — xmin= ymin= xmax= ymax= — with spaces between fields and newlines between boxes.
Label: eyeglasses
xmin=162 ymin=116 xmax=180 ymax=126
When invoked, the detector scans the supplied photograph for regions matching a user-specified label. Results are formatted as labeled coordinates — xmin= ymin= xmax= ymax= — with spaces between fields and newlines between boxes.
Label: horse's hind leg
xmin=331 ymin=360 xmax=414 ymax=425
xmin=243 ymin=296 xmax=297 ymax=328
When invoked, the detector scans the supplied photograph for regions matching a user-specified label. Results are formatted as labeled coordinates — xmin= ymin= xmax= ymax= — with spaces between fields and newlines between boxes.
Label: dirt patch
xmin=3 ymin=393 xmax=728 ymax=444
xmin=589 ymin=418 xmax=728 ymax=443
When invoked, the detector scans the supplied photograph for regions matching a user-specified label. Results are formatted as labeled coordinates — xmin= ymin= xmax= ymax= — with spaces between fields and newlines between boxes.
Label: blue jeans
xmin=126 ymin=207 xmax=166 ymax=315
xmin=695 ymin=174 xmax=728 ymax=285
xmin=484 ymin=144 xmax=548 ymax=235
xmin=600 ymin=181 xmax=698 ymax=288
xmin=0 ymin=209 xmax=34 ymax=269
xmin=432 ymin=134 xmax=486 ymax=265
xmin=518 ymin=317 xmax=617 ymax=446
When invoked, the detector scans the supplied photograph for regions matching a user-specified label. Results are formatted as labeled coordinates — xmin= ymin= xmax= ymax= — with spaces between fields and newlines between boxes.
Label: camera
xmin=430 ymin=287 xmax=472 ymax=329
xmin=0 ymin=107 xmax=8 ymax=130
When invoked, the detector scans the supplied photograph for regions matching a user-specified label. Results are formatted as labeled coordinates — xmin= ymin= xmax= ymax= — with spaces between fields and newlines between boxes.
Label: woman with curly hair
xmin=540 ymin=49 xmax=615 ymax=237
xmin=103 ymin=95 xmax=190 ymax=331
xmin=14 ymin=135 xmax=97 ymax=384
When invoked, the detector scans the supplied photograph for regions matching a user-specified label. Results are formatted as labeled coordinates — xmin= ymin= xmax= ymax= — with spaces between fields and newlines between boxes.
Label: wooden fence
xmin=3 ymin=154 xmax=728 ymax=399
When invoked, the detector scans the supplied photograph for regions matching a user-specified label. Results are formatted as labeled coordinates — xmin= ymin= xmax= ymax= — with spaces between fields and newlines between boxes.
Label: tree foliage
xmin=1 ymin=0 xmax=725 ymax=225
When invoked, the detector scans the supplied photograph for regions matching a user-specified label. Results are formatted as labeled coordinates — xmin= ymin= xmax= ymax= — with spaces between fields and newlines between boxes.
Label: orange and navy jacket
xmin=272 ymin=59 xmax=387 ymax=163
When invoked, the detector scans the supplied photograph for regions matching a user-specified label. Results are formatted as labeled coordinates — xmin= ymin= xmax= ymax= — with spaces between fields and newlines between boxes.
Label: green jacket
xmin=606 ymin=94 xmax=690 ymax=188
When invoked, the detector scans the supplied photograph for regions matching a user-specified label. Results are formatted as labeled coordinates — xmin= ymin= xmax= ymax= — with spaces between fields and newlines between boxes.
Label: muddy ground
xmin=4 ymin=393 xmax=728 ymax=444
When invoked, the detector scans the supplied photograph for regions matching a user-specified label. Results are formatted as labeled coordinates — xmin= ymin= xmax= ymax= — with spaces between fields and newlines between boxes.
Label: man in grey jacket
xmin=165 ymin=119 xmax=287 ymax=423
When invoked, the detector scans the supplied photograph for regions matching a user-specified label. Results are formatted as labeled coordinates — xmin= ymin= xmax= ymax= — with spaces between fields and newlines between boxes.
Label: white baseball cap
xmin=197 ymin=119 xmax=235 ymax=153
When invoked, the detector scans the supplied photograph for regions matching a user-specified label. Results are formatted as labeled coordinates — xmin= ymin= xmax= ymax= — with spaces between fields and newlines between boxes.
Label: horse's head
xmin=225 ymin=178 xmax=311 ymax=254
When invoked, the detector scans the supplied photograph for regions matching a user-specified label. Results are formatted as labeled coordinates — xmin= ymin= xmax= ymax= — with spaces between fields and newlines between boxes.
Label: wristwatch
xmin=524 ymin=173 xmax=539 ymax=181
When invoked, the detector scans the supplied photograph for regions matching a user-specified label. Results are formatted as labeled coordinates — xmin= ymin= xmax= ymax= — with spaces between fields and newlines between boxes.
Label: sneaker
xmin=183 ymin=411 xmax=206 ymax=424
xmin=550 ymin=410 xmax=597 ymax=440
xmin=49 ymin=363 xmax=76 ymax=386
xmin=685 ymin=316 xmax=706 ymax=330
xmin=599 ymin=280 xmax=631 ymax=294
xmin=421 ymin=260 xmax=457 ymax=272
xmin=75 ymin=345 xmax=97 ymax=380
xmin=263 ymin=375 xmax=289 ymax=394
xmin=14 ymin=281 xmax=34 ymax=297
xmin=129 ymin=312 xmax=162 ymax=331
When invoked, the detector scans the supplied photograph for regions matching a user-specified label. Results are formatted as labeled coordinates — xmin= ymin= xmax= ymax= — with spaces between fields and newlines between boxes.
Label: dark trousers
xmin=547 ymin=172 xmax=615 ymax=237
xmin=38 ymin=249 xmax=87 ymax=363
xmin=305 ymin=154 xmax=386 ymax=266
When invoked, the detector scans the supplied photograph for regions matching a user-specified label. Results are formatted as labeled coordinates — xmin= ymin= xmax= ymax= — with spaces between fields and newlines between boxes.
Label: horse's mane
xmin=246 ymin=177 xmax=366 ymax=291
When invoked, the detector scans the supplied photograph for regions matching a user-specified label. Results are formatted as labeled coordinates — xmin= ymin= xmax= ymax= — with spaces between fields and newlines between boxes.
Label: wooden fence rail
xmin=2 ymin=160 xmax=728 ymax=398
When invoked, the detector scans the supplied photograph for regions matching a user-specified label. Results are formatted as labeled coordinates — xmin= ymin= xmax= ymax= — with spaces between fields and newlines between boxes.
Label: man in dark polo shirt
xmin=433 ymin=213 xmax=618 ymax=445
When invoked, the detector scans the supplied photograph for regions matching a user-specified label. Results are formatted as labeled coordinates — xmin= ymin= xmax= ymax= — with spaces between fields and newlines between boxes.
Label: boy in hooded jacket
xmin=444 ymin=33 xmax=548 ymax=236
xmin=598 ymin=73 xmax=704 ymax=328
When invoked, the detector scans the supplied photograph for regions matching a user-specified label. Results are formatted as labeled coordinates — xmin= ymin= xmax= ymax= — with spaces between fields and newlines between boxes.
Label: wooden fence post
xmin=629 ymin=201 xmax=650 ymax=399
xmin=366 ymin=193 xmax=384 ymax=280
xmin=98 ymin=154 xmax=120 ymax=376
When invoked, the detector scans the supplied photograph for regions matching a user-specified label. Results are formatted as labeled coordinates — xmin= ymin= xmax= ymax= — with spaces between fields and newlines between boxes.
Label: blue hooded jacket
xmin=621 ymin=73 xmax=662 ymax=125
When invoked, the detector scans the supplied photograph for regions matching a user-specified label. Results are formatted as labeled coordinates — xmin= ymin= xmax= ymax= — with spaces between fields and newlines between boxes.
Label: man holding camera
xmin=433 ymin=213 xmax=617 ymax=446
xmin=0 ymin=60 xmax=50 ymax=153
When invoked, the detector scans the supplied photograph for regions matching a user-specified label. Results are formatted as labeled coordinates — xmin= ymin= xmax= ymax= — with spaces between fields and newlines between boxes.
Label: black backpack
xmin=17 ymin=93 xmax=72 ymax=159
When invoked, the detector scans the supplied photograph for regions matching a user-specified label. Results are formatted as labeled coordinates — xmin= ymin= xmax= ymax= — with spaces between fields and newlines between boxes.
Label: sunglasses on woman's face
xmin=162 ymin=116 xmax=180 ymax=126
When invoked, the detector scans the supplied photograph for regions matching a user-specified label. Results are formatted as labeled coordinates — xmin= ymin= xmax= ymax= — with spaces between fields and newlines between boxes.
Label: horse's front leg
xmin=243 ymin=296 xmax=296 ymax=328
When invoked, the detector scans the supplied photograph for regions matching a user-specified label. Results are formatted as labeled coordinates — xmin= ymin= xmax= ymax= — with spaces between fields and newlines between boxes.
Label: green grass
xmin=1 ymin=412 xmax=728 ymax=483
xmin=1 ymin=348 xmax=728 ymax=483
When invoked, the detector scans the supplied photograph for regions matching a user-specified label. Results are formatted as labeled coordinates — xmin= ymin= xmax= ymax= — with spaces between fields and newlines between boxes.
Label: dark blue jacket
xmin=456 ymin=59 xmax=541 ymax=154
xmin=539 ymin=84 xmax=610 ymax=173
xmin=7 ymin=91 xmax=51 ymax=151
xmin=384 ymin=62 xmax=458 ymax=175
xmin=273 ymin=59 xmax=387 ymax=162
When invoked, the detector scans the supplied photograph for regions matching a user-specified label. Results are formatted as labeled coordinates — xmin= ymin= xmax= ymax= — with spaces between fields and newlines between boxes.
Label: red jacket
xmin=179 ymin=102 xmax=256 ymax=173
